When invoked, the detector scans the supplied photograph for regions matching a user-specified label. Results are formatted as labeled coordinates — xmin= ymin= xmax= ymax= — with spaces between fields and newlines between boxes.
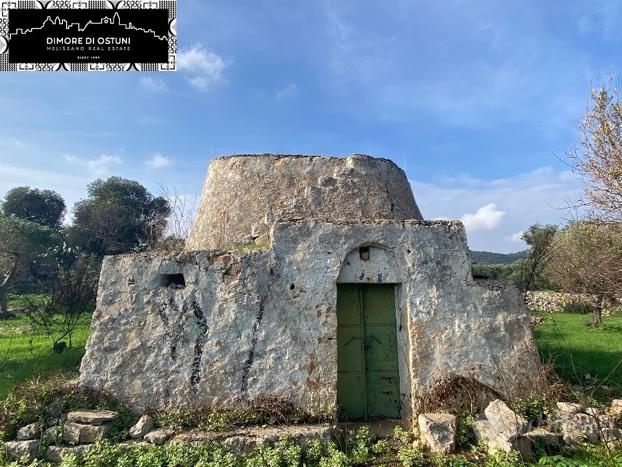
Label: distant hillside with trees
xmin=469 ymin=250 xmax=528 ymax=264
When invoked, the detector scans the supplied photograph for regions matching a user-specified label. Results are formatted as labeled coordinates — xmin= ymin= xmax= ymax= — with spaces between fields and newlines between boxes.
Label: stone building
xmin=79 ymin=154 xmax=543 ymax=425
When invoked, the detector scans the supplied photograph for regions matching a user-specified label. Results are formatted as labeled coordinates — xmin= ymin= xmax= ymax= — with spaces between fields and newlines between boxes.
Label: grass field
xmin=534 ymin=312 xmax=622 ymax=395
xmin=0 ymin=295 xmax=90 ymax=398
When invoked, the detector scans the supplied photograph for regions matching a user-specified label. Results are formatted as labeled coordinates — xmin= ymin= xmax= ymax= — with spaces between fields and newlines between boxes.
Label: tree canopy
xmin=2 ymin=186 xmax=66 ymax=228
xmin=68 ymin=177 xmax=171 ymax=256
xmin=0 ymin=215 xmax=59 ymax=311
xmin=546 ymin=222 xmax=622 ymax=325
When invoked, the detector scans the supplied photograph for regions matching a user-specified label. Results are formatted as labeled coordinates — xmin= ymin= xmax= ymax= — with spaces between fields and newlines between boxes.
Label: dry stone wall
xmin=80 ymin=219 xmax=543 ymax=423
xmin=185 ymin=154 xmax=422 ymax=250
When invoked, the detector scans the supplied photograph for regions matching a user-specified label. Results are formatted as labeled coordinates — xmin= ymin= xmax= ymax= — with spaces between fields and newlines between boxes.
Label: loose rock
xmin=16 ymin=422 xmax=42 ymax=441
xmin=130 ymin=415 xmax=155 ymax=439
xmin=610 ymin=399 xmax=622 ymax=418
xmin=417 ymin=413 xmax=456 ymax=453
xmin=474 ymin=400 xmax=531 ymax=459
xmin=63 ymin=421 xmax=108 ymax=444
xmin=484 ymin=400 xmax=528 ymax=439
xmin=558 ymin=413 xmax=599 ymax=445
xmin=556 ymin=402 xmax=582 ymax=416
xmin=46 ymin=445 xmax=90 ymax=463
xmin=5 ymin=440 xmax=39 ymax=463
xmin=67 ymin=409 xmax=119 ymax=425
xmin=44 ymin=425 xmax=63 ymax=444
xmin=524 ymin=428 xmax=561 ymax=451
xmin=595 ymin=414 xmax=622 ymax=442
xmin=144 ymin=428 xmax=175 ymax=445
xmin=44 ymin=399 xmax=65 ymax=418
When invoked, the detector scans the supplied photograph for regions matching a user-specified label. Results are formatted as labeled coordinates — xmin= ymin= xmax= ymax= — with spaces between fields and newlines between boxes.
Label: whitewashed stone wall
xmin=80 ymin=219 xmax=543 ymax=425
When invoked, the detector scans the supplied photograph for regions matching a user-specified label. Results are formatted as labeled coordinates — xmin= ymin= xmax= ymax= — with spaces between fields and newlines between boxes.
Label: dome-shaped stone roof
xmin=185 ymin=154 xmax=423 ymax=250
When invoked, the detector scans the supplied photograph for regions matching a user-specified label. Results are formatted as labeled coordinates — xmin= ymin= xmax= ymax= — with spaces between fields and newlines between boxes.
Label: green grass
xmin=534 ymin=312 xmax=622 ymax=394
xmin=0 ymin=301 xmax=91 ymax=398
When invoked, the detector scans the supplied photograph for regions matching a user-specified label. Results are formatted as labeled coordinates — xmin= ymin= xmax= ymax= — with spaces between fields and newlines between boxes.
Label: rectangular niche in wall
xmin=160 ymin=273 xmax=186 ymax=289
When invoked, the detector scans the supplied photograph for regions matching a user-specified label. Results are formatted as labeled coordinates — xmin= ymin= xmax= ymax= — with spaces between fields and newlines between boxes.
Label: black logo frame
xmin=0 ymin=0 xmax=176 ymax=71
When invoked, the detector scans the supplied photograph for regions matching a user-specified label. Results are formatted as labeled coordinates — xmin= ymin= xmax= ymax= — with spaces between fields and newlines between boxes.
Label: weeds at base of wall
xmin=154 ymin=398 xmax=336 ymax=432
xmin=2 ymin=426 xmax=621 ymax=466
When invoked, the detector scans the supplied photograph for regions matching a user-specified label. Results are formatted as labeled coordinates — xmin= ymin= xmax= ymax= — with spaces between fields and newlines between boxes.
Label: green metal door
xmin=337 ymin=284 xmax=401 ymax=421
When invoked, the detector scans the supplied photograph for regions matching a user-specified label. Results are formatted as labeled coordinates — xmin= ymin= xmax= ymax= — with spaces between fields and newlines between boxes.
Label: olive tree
xmin=2 ymin=187 xmax=66 ymax=228
xmin=0 ymin=215 xmax=58 ymax=312
xmin=68 ymin=177 xmax=171 ymax=256
xmin=546 ymin=222 xmax=622 ymax=325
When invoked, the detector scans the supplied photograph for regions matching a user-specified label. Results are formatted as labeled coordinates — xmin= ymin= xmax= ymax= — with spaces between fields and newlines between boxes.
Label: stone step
xmin=67 ymin=409 xmax=119 ymax=425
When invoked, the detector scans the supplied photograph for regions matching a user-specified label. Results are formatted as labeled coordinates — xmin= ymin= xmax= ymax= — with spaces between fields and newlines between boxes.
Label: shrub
xmin=508 ymin=397 xmax=551 ymax=426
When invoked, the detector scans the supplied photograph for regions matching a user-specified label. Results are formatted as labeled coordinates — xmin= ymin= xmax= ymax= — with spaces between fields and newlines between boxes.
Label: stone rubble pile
xmin=4 ymin=404 xmax=332 ymax=463
xmin=5 ymin=398 xmax=621 ymax=463
xmin=5 ymin=409 xmax=121 ymax=463
xmin=418 ymin=398 xmax=622 ymax=459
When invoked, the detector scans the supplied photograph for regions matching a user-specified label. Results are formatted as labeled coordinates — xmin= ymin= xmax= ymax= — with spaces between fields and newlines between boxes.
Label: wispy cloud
xmin=64 ymin=153 xmax=123 ymax=176
xmin=177 ymin=44 xmax=226 ymax=92
xmin=139 ymin=77 xmax=168 ymax=93
xmin=275 ymin=83 xmax=299 ymax=100
xmin=316 ymin=0 xmax=592 ymax=130
xmin=145 ymin=153 xmax=173 ymax=169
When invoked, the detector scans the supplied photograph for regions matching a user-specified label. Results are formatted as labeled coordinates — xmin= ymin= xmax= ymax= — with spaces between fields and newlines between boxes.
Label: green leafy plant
xmin=455 ymin=411 xmax=477 ymax=449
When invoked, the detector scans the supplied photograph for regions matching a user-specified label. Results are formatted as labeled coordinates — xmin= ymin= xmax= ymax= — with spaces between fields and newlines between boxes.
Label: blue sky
xmin=1 ymin=0 xmax=620 ymax=252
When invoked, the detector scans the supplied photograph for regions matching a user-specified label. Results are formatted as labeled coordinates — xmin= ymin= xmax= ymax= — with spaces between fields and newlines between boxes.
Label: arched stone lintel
xmin=336 ymin=242 xmax=405 ymax=284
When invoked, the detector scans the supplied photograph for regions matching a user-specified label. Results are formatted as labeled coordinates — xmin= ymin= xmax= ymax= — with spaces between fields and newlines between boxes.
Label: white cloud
xmin=506 ymin=230 xmax=525 ymax=243
xmin=177 ymin=44 xmax=226 ymax=92
xmin=139 ymin=77 xmax=168 ymax=93
xmin=412 ymin=166 xmax=582 ymax=252
xmin=64 ymin=154 xmax=122 ymax=176
xmin=7 ymin=137 xmax=23 ymax=147
xmin=145 ymin=153 xmax=173 ymax=169
xmin=275 ymin=83 xmax=299 ymax=100
xmin=460 ymin=203 xmax=506 ymax=232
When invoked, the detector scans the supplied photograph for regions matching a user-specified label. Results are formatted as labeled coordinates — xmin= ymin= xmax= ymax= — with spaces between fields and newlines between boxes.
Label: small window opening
xmin=160 ymin=273 xmax=185 ymax=289
xmin=359 ymin=246 xmax=370 ymax=261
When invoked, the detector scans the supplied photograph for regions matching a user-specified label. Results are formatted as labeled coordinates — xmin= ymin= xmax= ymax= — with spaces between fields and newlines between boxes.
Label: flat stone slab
xmin=172 ymin=424 xmax=332 ymax=453
xmin=67 ymin=409 xmax=119 ymax=425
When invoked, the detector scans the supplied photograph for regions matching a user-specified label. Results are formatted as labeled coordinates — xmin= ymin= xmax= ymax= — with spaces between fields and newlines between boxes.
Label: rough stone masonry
xmin=80 ymin=154 xmax=544 ymax=426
